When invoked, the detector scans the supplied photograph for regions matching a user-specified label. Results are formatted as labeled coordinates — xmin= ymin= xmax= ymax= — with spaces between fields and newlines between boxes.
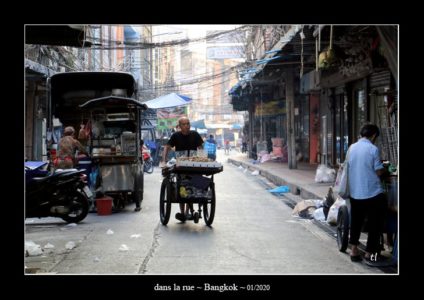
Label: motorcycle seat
xmin=31 ymin=176 xmax=51 ymax=183
xmin=54 ymin=169 xmax=84 ymax=177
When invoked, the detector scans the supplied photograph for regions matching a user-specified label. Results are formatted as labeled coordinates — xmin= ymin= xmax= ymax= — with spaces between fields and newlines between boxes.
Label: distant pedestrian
xmin=242 ymin=136 xmax=247 ymax=153
xmin=205 ymin=134 xmax=217 ymax=161
xmin=224 ymin=139 xmax=230 ymax=155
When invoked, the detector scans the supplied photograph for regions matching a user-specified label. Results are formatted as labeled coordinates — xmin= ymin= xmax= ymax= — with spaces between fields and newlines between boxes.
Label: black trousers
xmin=349 ymin=193 xmax=386 ymax=254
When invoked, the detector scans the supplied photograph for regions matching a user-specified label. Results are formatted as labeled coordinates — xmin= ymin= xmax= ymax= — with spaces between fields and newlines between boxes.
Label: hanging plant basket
xmin=319 ymin=48 xmax=336 ymax=69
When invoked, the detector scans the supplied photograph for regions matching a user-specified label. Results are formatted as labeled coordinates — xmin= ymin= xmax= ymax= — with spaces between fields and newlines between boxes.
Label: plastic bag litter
xmin=313 ymin=207 xmax=326 ymax=221
xmin=25 ymin=240 xmax=43 ymax=256
xmin=311 ymin=199 xmax=324 ymax=208
xmin=251 ymin=170 xmax=260 ymax=175
xmin=106 ymin=229 xmax=114 ymax=235
xmin=119 ymin=244 xmax=129 ymax=252
xmin=268 ymin=186 xmax=289 ymax=193
xmin=327 ymin=197 xmax=346 ymax=225
xmin=65 ymin=241 xmax=76 ymax=250
xmin=315 ymin=164 xmax=336 ymax=183
xmin=130 ymin=234 xmax=141 ymax=238
xmin=292 ymin=200 xmax=320 ymax=219
xmin=43 ymin=243 xmax=55 ymax=249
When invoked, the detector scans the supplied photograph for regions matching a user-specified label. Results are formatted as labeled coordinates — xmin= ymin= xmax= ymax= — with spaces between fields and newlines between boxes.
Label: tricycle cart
xmin=336 ymin=173 xmax=398 ymax=265
xmin=160 ymin=159 xmax=223 ymax=226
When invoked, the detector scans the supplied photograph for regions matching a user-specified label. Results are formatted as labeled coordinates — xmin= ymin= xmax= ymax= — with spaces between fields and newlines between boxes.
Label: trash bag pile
xmin=292 ymin=187 xmax=345 ymax=225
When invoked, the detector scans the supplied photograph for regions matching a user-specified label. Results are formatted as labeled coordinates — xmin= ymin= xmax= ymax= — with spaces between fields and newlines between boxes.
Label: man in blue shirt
xmin=347 ymin=124 xmax=387 ymax=264
xmin=204 ymin=134 xmax=217 ymax=161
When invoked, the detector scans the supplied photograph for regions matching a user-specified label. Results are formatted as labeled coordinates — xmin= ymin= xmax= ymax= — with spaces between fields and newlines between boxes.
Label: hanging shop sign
xmin=156 ymin=106 xmax=187 ymax=130
xmin=255 ymin=100 xmax=285 ymax=116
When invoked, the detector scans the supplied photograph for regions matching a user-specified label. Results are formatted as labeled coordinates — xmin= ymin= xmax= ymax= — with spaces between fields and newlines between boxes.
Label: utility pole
xmin=286 ymin=67 xmax=297 ymax=169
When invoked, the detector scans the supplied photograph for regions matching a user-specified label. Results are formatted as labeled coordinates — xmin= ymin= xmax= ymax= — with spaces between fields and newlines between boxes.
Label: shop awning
xmin=142 ymin=93 xmax=192 ymax=109
xmin=229 ymin=26 xmax=301 ymax=96
xmin=25 ymin=58 xmax=56 ymax=78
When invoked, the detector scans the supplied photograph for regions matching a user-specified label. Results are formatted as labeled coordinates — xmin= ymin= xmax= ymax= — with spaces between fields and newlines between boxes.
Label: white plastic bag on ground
xmin=65 ymin=241 xmax=76 ymax=250
xmin=25 ymin=240 xmax=43 ymax=256
xmin=119 ymin=244 xmax=129 ymax=252
xmin=313 ymin=207 xmax=326 ymax=221
xmin=315 ymin=164 xmax=336 ymax=183
xmin=326 ymin=197 xmax=346 ymax=225
xmin=43 ymin=243 xmax=55 ymax=249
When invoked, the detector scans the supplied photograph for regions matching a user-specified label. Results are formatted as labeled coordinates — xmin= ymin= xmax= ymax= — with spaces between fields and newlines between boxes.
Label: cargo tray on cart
xmin=162 ymin=162 xmax=223 ymax=176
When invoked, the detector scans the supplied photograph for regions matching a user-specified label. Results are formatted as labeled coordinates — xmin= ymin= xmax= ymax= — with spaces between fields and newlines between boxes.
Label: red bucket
xmin=96 ymin=196 xmax=113 ymax=216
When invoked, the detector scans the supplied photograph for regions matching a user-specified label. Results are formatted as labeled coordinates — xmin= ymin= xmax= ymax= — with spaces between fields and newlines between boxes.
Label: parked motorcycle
xmin=142 ymin=146 xmax=154 ymax=174
xmin=25 ymin=162 xmax=91 ymax=223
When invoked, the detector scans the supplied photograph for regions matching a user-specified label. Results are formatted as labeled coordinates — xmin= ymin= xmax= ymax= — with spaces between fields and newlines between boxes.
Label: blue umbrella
xmin=143 ymin=93 xmax=192 ymax=109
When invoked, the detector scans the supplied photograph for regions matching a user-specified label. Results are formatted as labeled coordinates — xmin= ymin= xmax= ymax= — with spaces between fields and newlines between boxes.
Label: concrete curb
xmin=227 ymin=157 xmax=325 ymax=201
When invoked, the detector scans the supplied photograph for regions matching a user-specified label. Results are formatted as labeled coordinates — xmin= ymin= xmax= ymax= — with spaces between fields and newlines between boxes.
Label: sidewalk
xmin=227 ymin=152 xmax=332 ymax=201
xmin=226 ymin=151 xmax=398 ymax=272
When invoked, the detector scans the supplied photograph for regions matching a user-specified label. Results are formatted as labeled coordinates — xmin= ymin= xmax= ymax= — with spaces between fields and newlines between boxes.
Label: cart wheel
xmin=203 ymin=182 xmax=216 ymax=226
xmin=337 ymin=205 xmax=350 ymax=252
xmin=159 ymin=178 xmax=172 ymax=225
xmin=193 ymin=212 xmax=199 ymax=224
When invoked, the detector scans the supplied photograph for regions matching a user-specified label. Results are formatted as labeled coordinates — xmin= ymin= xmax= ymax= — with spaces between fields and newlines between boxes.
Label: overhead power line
xmin=86 ymin=25 xmax=250 ymax=50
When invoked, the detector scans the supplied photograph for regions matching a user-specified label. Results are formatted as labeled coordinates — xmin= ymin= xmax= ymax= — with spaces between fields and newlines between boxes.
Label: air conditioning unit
xmin=300 ymin=70 xmax=320 ymax=94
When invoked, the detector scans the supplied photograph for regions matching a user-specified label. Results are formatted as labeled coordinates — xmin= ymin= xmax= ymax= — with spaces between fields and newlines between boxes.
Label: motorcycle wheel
xmin=144 ymin=159 xmax=154 ymax=174
xmin=61 ymin=192 xmax=89 ymax=223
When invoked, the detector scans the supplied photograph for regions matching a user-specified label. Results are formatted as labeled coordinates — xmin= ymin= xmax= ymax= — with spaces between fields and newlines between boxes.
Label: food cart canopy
xmin=142 ymin=93 xmax=192 ymax=109
xmin=191 ymin=119 xmax=207 ymax=129
xmin=80 ymin=96 xmax=148 ymax=110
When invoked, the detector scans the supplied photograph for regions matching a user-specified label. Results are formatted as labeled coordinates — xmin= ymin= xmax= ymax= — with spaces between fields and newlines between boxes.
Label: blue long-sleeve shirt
xmin=347 ymin=138 xmax=384 ymax=199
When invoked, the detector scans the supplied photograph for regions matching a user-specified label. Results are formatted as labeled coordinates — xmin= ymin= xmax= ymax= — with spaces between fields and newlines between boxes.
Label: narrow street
xmin=25 ymin=150 xmax=384 ymax=275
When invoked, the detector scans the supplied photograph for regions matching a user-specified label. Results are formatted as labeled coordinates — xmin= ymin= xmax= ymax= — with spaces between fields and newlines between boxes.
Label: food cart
xmin=79 ymin=96 xmax=147 ymax=210
xmin=160 ymin=151 xmax=223 ymax=226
